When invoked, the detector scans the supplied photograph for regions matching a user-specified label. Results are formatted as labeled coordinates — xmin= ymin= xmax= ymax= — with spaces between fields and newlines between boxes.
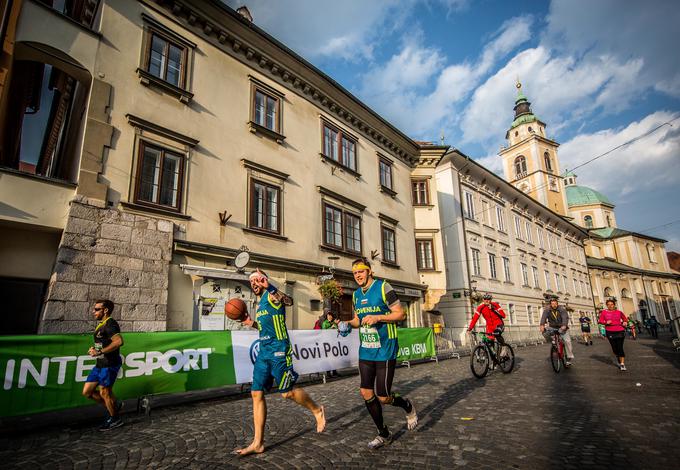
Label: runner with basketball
xmin=234 ymin=268 xmax=325 ymax=456
xmin=339 ymin=258 xmax=417 ymax=449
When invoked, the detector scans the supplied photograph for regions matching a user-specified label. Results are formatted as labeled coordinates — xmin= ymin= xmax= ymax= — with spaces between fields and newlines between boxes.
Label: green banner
xmin=0 ymin=331 xmax=234 ymax=417
xmin=397 ymin=327 xmax=436 ymax=361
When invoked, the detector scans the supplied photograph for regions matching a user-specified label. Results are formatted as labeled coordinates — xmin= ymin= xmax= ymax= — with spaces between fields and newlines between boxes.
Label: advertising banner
xmin=396 ymin=327 xmax=436 ymax=361
xmin=232 ymin=329 xmax=359 ymax=384
xmin=0 ymin=331 xmax=235 ymax=417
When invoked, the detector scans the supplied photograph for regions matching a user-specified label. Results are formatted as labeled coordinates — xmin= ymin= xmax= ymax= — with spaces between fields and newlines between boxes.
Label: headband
xmin=249 ymin=271 xmax=267 ymax=280
xmin=352 ymin=263 xmax=371 ymax=272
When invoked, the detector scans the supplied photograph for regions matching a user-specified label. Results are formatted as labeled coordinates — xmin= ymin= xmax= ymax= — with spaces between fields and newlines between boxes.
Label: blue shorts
xmin=252 ymin=353 xmax=298 ymax=393
xmin=86 ymin=365 xmax=121 ymax=388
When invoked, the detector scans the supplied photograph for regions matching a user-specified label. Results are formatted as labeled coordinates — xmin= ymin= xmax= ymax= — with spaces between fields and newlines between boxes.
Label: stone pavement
xmin=2 ymin=334 xmax=679 ymax=469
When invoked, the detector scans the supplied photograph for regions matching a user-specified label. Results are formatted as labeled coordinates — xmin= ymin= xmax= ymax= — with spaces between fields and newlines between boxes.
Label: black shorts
xmin=359 ymin=359 xmax=396 ymax=397
xmin=581 ymin=327 xmax=591 ymax=333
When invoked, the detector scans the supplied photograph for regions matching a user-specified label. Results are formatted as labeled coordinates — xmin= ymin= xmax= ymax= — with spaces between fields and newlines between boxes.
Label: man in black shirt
xmin=82 ymin=299 xmax=124 ymax=431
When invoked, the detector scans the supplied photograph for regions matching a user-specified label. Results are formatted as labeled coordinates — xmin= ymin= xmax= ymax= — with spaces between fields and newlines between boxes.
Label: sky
xmin=226 ymin=0 xmax=680 ymax=252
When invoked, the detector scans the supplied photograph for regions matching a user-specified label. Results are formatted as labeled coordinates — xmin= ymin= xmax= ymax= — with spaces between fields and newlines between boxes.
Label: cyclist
xmin=539 ymin=296 xmax=574 ymax=366
xmin=467 ymin=294 xmax=506 ymax=345
xmin=579 ymin=314 xmax=593 ymax=345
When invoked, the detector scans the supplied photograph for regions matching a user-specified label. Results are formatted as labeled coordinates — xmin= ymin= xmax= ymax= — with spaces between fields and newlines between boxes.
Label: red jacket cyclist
xmin=468 ymin=294 xmax=507 ymax=343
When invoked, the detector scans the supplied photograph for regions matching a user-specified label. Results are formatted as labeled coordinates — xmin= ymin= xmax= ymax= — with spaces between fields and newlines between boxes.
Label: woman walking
xmin=598 ymin=298 xmax=628 ymax=371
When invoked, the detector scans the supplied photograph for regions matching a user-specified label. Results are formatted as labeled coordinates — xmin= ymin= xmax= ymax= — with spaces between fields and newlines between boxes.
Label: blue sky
xmin=227 ymin=0 xmax=680 ymax=251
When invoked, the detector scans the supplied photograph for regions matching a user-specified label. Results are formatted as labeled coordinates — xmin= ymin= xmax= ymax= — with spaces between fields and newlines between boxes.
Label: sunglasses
xmin=93 ymin=307 xmax=104 ymax=311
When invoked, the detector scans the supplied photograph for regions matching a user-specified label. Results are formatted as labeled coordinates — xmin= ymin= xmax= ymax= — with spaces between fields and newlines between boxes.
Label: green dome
xmin=566 ymin=185 xmax=614 ymax=207
xmin=510 ymin=113 xmax=538 ymax=129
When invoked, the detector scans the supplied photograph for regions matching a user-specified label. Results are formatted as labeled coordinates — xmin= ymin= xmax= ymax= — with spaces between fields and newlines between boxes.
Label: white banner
xmin=231 ymin=329 xmax=359 ymax=384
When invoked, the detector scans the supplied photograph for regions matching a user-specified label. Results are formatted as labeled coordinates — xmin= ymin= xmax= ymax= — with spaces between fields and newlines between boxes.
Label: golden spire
xmin=516 ymin=76 xmax=522 ymax=94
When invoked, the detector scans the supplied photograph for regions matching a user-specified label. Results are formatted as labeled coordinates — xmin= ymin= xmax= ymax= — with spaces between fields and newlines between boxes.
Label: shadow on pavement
xmin=415 ymin=376 xmax=486 ymax=433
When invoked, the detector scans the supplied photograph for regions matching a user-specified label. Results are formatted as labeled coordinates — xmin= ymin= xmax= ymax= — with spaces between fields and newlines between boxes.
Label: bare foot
xmin=233 ymin=442 xmax=265 ymax=456
xmin=314 ymin=405 xmax=326 ymax=433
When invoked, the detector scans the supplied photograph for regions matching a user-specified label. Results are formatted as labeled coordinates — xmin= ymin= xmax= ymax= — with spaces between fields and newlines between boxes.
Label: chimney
xmin=236 ymin=6 xmax=253 ymax=22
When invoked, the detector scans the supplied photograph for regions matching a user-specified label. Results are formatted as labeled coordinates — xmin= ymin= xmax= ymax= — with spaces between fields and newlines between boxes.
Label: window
xmin=508 ymin=303 xmax=515 ymax=324
xmin=573 ymin=278 xmax=579 ymax=296
xmin=0 ymin=60 xmax=88 ymax=182
xmin=323 ymin=203 xmax=361 ymax=254
xmin=416 ymin=239 xmax=435 ymax=270
xmin=544 ymin=271 xmax=552 ymax=291
xmin=253 ymin=88 xmax=281 ymax=133
xmin=544 ymin=151 xmax=553 ymax=172
xmin=134 ymin=141 xmax=184 ymax=211
xmin=411 ymin=179 xmax=430 ymax=205
xmin=606 ymin=214 xmax=612 ymax=227
xmin=555 ymin=273 xmax=562 ymax=292
xmin=503 ymin=257 xmax=511 ymax=282
xmin=489 ymin=254 xmax=497 ymax=279
xmin=527 ymin=305 xmax=534 ymax=325
xmin=41 ymin=0 xmax=100 ymax=27
xmin=621 ymin=288 xmax=631 ymax=299
xmin=471 ymin=249 xmax=481 ymax=276
xmin=379 ymin=158 xmax=393 ymax=190
xmin=464 ymin=191 xmax=475 ymax=220
xmin=481 ymin=200 xmax=489 ymax=224
xmin=145 ymin=32 xmax=187 ymax=88
xmin=322 ymin=122 xmax=356 ymax=171
xmin=514 ymin=216 xmax=522 ymax=239
xmin=249 ymin=180 xmax=280 ymax=234
xmin=381 ymin=226 xmax=397 ymax=264
xmin=496 ymin=206 xmax=506 ymax=232
xmin=584 ymin=215 xmax=593 ymax=228
xmin=532 ymin=266 xmax=540 ymax=288
xmin=521 ymin=263 xmax=529 ymax=286
xmin=563 ymin=275 xmax=569 ymax=293
xmin=514 ymin=155 xmax=527 ymax=178
xmin=525 ymin=221 xmax=533 ymax=243
xmin=538 ymin=228 xmax=545 ymax=249
xmin=604 ymin=287 xmax=613 ymax=298
xmin=581 ymin=281 xmax=587 ymax=298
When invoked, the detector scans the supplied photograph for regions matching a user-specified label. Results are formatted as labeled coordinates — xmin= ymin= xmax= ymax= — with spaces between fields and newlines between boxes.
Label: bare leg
xmin=281 ymin=387 xmax=326 ymax=432
xmin=99 ymin=387 xmax=117 ymax=417
xmin=235 ymin=391 xmax=266 ymax=455
xmin=82 ymin=382 xmax=104 ymax=405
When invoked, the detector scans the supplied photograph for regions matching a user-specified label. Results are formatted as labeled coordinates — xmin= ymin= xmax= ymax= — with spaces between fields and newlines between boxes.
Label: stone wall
xmin=40 ymin=196 xmax=173 ymax=333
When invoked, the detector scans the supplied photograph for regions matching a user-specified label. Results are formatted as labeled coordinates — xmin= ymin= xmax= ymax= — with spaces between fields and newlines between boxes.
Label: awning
xmin=179 ymin=264 xmax=249 ymax=281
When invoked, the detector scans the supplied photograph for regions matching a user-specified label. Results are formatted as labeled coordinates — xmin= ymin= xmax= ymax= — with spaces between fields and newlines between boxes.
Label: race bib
xmin=360 ymin=326 xmax=381 ymax=349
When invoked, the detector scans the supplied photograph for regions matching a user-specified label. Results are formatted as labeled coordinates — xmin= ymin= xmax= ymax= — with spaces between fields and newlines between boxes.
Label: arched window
xmin=514 ymin=156 xmax=527 ymax=178
xmin=604 ymin=287 xmax=613 ymax=298
xmin=584 ymin=215 xmax=593 ymax=228
xmin=647 ymin=244 xmax=656 ymax=263
xmin=544 ymin=151 xmax=553 ymax=172
xmin=621 ymin=288 xmax=630 ymax=299
xmin=606 ymin=214 xmax=611 ymax=227
xmin=528 ymin=126 xmax=534 ymax=133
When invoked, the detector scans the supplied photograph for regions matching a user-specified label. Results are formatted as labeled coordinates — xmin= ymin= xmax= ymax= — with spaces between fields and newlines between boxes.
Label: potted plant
xmin=318 ymin=279 xmax=343 ymax=304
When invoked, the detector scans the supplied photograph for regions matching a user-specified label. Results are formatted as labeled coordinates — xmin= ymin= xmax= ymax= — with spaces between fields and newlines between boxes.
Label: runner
xmin=598 ymin=298 xmax=628 ymax=371
xmin=579 ymin=314 xmax=593 ymax=345
xmin=468 ymin=293 xmax=507 ymax=344
xmin=340 ymin=258 xmax=418 ymax=449
xmin=82 ymin=299 xmax=124 ymax=431
xmin=235 ymin=269 xmax=326 ymax=456
xmin=539 ymin=296 xmax=574 ymax=366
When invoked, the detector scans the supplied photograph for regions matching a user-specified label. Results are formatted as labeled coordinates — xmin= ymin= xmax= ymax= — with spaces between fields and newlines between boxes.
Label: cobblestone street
xmin=2 ymin=334 xmax=679 ymax=469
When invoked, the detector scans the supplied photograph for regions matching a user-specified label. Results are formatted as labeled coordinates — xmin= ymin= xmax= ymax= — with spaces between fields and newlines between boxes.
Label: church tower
xmin=499 ymin=82 xmax=568 ymax=215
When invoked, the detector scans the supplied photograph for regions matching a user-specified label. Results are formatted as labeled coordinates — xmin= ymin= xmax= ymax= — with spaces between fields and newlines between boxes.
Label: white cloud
xmin=558 ymin=111 xmax=680 ymax=197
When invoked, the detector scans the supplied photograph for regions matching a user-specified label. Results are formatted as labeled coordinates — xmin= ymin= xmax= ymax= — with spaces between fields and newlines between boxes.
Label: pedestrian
xmin=338 ymin=258 xmax=418 ymax=449
xmin=598 ymin=298 xmax=628 ymax=371
xmin=82 ymin=299 xmax=124 ymax=431
xmin=235 ymin=269 xmax=325 ymax=456
xmin=579 ymin=313 xmax=593 ymax=345
xmin=626 ymin=316 xmax=637 ymax=340
xmin=648 ymin=316 xmax=659 ymax=338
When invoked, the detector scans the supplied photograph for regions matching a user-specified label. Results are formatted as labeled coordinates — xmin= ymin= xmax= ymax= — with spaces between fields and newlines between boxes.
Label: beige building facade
xmin=0 ymin=0 xmax=427 ymax=334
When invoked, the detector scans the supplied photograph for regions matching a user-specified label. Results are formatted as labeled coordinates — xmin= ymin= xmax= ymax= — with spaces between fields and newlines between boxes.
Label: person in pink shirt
xmin=598 ymin=298 xmax=628 ymax=371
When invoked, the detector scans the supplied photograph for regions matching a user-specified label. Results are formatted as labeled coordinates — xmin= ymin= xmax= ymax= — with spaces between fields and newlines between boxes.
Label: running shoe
xmin=99 ymin=416 xmax=123 ymax=431
xmin=405 ymin=399 xmax=418 ymax=430
xmin=565 ymin=361 xmax=572 ymax=366
xmin=367 ymin=431 xmax=392 ymax=450
xmin=620 ymin=364 xmax=627 ymax=371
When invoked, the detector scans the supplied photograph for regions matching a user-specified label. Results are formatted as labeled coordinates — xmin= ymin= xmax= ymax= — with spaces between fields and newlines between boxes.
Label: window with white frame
xmin=532 ymin=266 xmax=540 ymax=288
xmin=508 ymin=303 xmax=515 ymax=324
xmin=514 ymin=216 xmax=522 ymax=239
xmin=496 ymin=206 xmax=506 ymax=232
xmin=471 ymin=248 xmax=481 ymax=276
xmin=525 ymin=221 xmax=533 ymax=243
xmin=573 ymin=278 xmax=579 ymax=296
xmin=538 ymin=228 xmax=545 ymax=249
xmin=503 ymin=257 xmax=511 ymax=282
xmin=464 ymin=191 xmax=475 ymax=220
xmin=416 ymin=239 xmax=435 ymax=270
xmin=545 ymin=270 xmax=552 ymax=291
xmin=563 ymin=275 xmax=569 ymax=293
xmin=481 ymin=200 xmax=489 ymax=224
xmin=489 ymin=253 xmax=497 ymax=279
xmin=555 ymin=273 xmax=562 ymax=292
xmin=521 ymin=263 xmax=529 ymax=286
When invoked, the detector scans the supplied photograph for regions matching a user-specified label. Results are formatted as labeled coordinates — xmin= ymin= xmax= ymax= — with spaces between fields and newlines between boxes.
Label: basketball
xmin=225 ymin=298 xmax=248 ymax=321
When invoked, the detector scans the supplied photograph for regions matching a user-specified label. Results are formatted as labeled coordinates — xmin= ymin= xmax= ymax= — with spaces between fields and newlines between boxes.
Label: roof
xmin=566 ymin=185 xmax=614 ymax=207
xmin=586 ymin=256 xmax=680 ymax=279
xmin=510 ymin=113 xmax=539 ymax=128
xmin=589 ymin=227 xmax=668 ymax=243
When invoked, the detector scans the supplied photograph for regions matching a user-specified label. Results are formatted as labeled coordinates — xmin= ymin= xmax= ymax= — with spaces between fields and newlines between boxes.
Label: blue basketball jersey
xmin=353 ymin=279 xmax=398 ymax=361
xmin=256 ymin=291 xmax=289 ymax=353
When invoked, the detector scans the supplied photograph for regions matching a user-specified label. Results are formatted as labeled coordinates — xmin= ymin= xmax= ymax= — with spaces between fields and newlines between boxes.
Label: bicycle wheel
xmin=550 ymin=345 xmax=561 ymax=373
xmin=498 ymin=344 xmax=515 ymax=374
xmin=470 ymin=345 xmax=490 ymax=378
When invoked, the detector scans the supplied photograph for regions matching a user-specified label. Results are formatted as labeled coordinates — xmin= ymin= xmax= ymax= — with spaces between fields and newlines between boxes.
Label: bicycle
xmin=545 ymin=327 xmax=570 ymax=373
xmin=469 ymin=331 xmax=515 ymax=378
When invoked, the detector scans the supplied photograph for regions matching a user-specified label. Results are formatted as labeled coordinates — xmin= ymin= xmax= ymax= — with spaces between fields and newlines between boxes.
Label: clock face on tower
xmin=234 ymin=251 xmax=250 ymax=269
